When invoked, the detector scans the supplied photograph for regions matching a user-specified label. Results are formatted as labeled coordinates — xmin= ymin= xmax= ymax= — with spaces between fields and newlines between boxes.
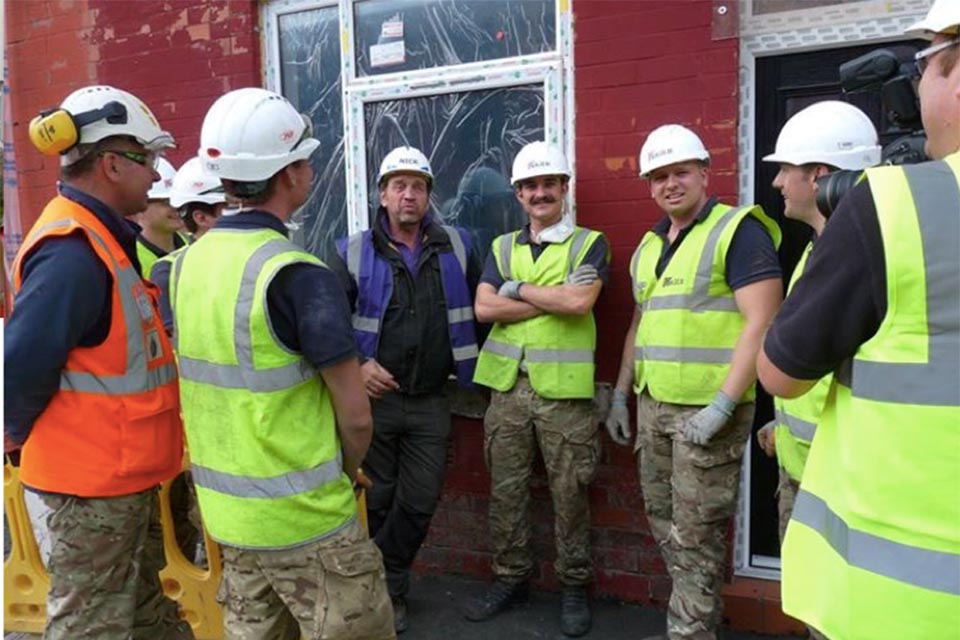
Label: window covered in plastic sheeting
xmin=277 ymin=6 xmax=346 ymax=258
xmin=354 ymin=0 xmax=556 ymax=78
xmin=364 ymin=85 xmax=543 ymax=257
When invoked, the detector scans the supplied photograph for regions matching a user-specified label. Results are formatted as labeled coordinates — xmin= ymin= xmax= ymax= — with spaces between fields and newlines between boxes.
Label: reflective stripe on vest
xmin=633 ymin=345 xmax=735 ymax=364
xmin=774 ymin=407 xmax=816 ymax=442
xmin=834 ymin=162 xmax=960 ymax=408
xmin=191 ymin=457 xmax=343 ymax=499
xmin=27 ymin=218 xmax=176 ymax=396
xmin=172 ymin=226 xmax=353 ymax=548
xmin=474 ymin=227 xmax=600 ymax=399
xmin=792 ymin=489 xmax=960 ymax=595
xmin=773 ymin=242 xmax=827 ymax=481
xmin=632 ymin=203 xmax=779 ymax=405
xmin=173 ymin=237 xmax=318 ymax=393
xmin=639 ymin=206 xmax=749 ymax=313
xmin=337 ymin=224 xmax=478 ymax=385
xmin=782 ymin=156 xmax=960 ymax=640
xmin=12 ymin=195 xmax=182 ymax=497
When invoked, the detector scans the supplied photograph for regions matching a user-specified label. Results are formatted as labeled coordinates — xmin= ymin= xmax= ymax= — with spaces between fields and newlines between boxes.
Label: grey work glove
xmin=757 ymin=420 xmax=777 ymax=458
xmin=605 ymin=388 xmax=632 ymax=446
xmin=683 ymin=390 xmax=736 ymax=445
xmin=566 ymin=264 xmax=599 ymax=286
xmin=498 ymin=280 xmax=525 ymax=300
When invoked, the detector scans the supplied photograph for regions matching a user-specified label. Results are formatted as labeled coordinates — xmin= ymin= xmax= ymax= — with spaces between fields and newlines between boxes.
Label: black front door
xmin=748 ymin=39 xmax=922 ymax=568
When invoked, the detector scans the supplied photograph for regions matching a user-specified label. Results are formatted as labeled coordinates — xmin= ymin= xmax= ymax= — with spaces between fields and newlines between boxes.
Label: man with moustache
xmin=758 ymin=1 xmax=960 ymax=637
xmin=329 ymin=145 xmax=481 ymax=634
xmin=466 ymin=141 xmax=610 ymax=638
xmin=605 ymin=125 xmax=782 ymax=640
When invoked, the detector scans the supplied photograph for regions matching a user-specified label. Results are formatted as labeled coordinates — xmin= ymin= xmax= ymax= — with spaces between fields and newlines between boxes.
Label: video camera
xmin=816 ymin=45 xmax=926 ymax=217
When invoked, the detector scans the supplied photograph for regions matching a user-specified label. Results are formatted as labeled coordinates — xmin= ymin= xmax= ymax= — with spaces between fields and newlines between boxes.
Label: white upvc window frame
xmin=261 ymin=0 xmax=575 ymax=235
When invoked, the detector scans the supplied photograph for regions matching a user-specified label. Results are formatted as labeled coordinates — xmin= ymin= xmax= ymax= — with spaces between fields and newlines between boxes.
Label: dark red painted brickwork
xmin=415 ymin=0 xmax=743 ymax=612
xmin=6 ymin=0 xmax=259 ymax=238
xmin=7 ymin=0 xmax=793 ymax=630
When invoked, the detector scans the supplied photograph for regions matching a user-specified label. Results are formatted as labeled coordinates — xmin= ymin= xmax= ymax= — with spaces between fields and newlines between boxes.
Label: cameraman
xmin=758 ymin=1 xmax=960 ymax=639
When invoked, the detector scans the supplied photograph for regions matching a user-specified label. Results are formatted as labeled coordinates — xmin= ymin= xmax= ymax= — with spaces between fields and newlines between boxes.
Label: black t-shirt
xmin=213 ymin=212 xmax=357 ymax=371
xmin=764 ymin=181 xmax=887 ymax=380
xmin=649 ymin=197 xmax=782 ymax=290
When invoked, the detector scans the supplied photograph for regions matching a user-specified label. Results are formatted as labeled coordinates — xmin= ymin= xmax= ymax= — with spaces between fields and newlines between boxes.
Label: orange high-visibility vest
xmin=12 ymin=195 xmax=182 ymax=497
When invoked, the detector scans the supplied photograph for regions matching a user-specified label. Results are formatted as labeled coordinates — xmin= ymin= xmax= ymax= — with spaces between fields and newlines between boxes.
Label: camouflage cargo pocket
xmin=316 ymin=539 xmax=392 ymax=639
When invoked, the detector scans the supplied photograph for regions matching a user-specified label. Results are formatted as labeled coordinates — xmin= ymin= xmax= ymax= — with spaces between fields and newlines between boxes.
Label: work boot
xmin=392 ymin=595 xmax=408 ymax=634
xmin=463 ymin=580 xmax=529 ymax=621
xmin=560 ymin=585 xmax=591 ymax=637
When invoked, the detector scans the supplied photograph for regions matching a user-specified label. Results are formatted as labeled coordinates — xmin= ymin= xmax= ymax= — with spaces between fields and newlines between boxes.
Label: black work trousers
xmin=365 ymin=391 xmax=452 ymax=598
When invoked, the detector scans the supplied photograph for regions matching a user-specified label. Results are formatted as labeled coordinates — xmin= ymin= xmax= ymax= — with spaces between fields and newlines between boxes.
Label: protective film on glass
xmin=278 ymin=6 xmax=346 ymax=258
xmin=354 ymin=0 xmax=555 ymax=77
xmin=364 ymin=84 xmax=544 ymax=258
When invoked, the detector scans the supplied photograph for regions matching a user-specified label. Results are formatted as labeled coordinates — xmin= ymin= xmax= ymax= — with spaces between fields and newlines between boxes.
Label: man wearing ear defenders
xmin=5 ymin=85 xmax=193 ymax=639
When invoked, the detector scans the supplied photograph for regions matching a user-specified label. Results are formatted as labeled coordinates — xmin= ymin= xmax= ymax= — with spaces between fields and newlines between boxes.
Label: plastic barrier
xmin=4 ymin=462 xmax=369 ymax=638
xmin=4 ymin=463 xmax=49 ymax=634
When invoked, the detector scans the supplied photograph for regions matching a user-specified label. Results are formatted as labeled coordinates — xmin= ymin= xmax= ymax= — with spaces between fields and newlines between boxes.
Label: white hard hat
xmin=639 ymin=125 xmax=710 ymax=177
xmin=763 ymin=101 xmax=881 ymax=171
xmin=905 ymin=0 xmax=960 ymax=39
xmin=147 ymin=157 xmax=177 ymax=200
xmin=60 ymin=85 xmax=175 ymax=166
xmin=199 ymin=87 xmax=319 ymax=182
xmin=377 ymin=146 xmax=434 ymax=186
xmin=169 ymin=157 xmax=226 ymax=209
xmin=510 ymin=141 xmax=570 ymax=185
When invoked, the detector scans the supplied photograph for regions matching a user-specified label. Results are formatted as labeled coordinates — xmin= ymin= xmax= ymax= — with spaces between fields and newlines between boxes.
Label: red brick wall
xmin=417 ymin=0 xmax=740 ymax=607
xmin=6 ymin=0 xmax=742 ymax=609
xmin=5 ymin=0 xmax=260 ymax=244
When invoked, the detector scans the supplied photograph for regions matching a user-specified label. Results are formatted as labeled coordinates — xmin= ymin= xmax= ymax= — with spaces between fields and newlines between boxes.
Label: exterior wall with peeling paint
xmin=4 ymin=0 xmax=260 ymax=246
xmin=2 ymin=0 xmax=792 ymax=633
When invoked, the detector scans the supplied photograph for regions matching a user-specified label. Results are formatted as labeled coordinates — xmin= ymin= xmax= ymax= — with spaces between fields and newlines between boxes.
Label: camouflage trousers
xmin=484 ymin=376 xmax=601 ymax=585
xmin=218 ymin=517 xmax=395 ymax=640
xmin=36 ymin=487 xmax=195 ymax=640
xmin=635 ymin=392 xmax=754 ymax=640
xmin=776 ymin=466 xmax=800 ymax=546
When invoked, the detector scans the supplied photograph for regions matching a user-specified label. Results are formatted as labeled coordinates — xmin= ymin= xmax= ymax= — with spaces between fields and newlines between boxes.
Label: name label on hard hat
xmin=648 ymin=149 xmax=673 ymax=161
xmin=398 ymin=158 xmax=419 ymax=165
xmin=527 ymin=160 xmax=551 ymax=169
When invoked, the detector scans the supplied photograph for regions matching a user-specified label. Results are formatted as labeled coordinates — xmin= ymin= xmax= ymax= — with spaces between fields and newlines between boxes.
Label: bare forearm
xmin=321 ymin=358 xmax=374 ymax=481
xmin=519 ymin=281 xmax=601 ymax=316
xmin=720 ymin=321 xmax=766 ymax=402
xmin=725 ymin=277 xmax=783 ymax=401
xmin=614 ymin=308 xmax=641 ymax=393
xmin=476 ymin=284 xmax=542 ymax=323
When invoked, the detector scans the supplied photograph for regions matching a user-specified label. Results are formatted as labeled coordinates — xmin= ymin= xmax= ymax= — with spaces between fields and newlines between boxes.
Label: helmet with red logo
xmin=198 ymin=87 xmax=318 ymax=182
xmin=146 ymin=157 xmax=177 ymax=201
xmin=169 ymin=157 xmax=226 ymax=209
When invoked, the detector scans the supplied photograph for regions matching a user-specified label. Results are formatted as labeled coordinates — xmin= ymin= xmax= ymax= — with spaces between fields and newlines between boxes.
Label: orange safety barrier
xmin=4 ymin=462 xmax=369 ymax=638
